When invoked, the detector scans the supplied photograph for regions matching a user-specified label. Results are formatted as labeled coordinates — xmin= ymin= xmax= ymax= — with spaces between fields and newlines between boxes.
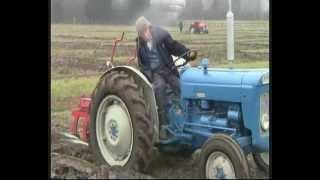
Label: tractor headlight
xmin=261 ymin=113 xmax=269 ymax=131
xmin=260 ymin=93 xmax=269 ymax=131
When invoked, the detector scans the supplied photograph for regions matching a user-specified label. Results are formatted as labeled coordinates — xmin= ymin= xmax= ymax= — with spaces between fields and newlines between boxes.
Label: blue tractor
xmin=89 ymin=54 xmax=269 ymax=179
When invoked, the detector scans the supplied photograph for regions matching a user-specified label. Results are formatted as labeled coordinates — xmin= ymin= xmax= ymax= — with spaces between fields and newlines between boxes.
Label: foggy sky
xmin=51 ymin=0 xmax=269 ymax=24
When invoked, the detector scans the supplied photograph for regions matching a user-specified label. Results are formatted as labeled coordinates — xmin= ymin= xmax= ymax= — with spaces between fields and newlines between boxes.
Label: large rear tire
xmin=89 ymin=70 xmax=154 ymax=172
xmin=198 ymin=134 xmax=250 ymax=179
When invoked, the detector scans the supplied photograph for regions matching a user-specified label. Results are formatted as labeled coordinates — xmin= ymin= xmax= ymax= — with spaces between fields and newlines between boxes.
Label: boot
xmin=158 ymin=110 xmax=169 ymax=140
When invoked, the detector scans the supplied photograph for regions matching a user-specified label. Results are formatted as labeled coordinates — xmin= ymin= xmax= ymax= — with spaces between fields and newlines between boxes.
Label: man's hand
xmin=187 ymin=50 xmax=198 ymax=61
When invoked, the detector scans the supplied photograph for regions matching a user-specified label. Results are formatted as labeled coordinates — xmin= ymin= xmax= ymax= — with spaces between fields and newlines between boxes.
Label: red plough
xmin=69 ymin=32 xmax=136 ymax=142
xmin=70 ymin=97 xmax=91 ymax=141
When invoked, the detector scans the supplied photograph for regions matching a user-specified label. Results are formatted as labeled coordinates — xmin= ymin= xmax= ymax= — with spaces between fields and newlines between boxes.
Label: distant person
xmin=179 ymin=21 xmax=183 ymax=33
xmin=135 ymin=16 xmax=196 ymax=139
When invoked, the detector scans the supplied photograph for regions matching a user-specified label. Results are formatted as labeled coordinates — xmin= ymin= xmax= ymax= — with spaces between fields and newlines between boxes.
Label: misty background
xmin=51 ymin=0 xmax=269 ymax=25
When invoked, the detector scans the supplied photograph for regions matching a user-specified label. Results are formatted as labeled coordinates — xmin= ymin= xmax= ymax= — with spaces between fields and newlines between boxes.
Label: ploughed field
xmin=51 ymin=21 xmax=269 ymax=179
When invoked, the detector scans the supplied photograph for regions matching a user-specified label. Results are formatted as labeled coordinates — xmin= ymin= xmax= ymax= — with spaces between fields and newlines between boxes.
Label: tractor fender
xmin=98 ymin=66 xmax=160 ymax=143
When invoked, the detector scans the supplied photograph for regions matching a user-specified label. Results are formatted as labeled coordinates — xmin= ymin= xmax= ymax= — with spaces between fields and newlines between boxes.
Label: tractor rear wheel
xmin=89 ymin=70 xmax=154 ymax=172
xmin=198 ymin=134 xmax=250 ymax=179
xmin=253 ymin=152 xmax=269 ymax=173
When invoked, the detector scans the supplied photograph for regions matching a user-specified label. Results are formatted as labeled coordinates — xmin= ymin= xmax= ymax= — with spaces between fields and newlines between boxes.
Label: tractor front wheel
xmin=89 ymin=70 xmax=154 ymax=172
xmin=198 ymin=134 xmax=250 ymax=179
xmin=253 ymin=152 xmax=269 ymax=173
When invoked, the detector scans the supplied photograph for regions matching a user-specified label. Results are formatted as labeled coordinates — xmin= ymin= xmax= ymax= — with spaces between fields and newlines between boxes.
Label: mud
xmin=50 ymin=124 xmax=268 ymax=179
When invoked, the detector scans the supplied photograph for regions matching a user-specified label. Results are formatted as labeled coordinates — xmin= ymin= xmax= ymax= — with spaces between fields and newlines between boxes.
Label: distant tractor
xmin=189 ymin=21 xmax=209 ymax=34
xmin=70 ymin=33 xmax=269 ymax=179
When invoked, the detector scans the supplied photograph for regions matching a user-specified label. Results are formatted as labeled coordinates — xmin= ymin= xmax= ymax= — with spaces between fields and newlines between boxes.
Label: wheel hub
xmin=206 ymin=151 xmax=236 ymax=179
xmin=215 ymin=167 xmax=226 ymax=179
xmin=96 ymin=95 xmax=133 ymax=166
xmin=107 ymin=119 xmax=119 ymax=144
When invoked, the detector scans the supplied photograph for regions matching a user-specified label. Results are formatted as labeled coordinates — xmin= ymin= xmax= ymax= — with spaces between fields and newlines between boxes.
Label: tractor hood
xmin=180 ymin=66 xmax=269 ymax=102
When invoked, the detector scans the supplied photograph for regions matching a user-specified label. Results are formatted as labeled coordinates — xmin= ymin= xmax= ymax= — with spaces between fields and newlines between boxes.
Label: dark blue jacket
xmin=136 ymin=26 xmax=189 ymax=81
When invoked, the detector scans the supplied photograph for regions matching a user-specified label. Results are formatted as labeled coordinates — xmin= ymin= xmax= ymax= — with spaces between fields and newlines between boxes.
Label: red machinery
xmin=189 ymin=21 xmax=209 ymax=34
xmin=70 ymin=97 xmax=91 ymax=141
xmin=70 ymin=32 xmax=136 ymax=142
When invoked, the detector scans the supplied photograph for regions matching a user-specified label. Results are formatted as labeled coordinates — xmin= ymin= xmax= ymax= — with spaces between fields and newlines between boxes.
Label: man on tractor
xmin=135 ymin=16 xmax=197 ymax=139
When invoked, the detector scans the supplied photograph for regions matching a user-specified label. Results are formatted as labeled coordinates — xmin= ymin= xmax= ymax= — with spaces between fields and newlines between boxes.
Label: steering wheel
xmin=172 ymin=49 xmax=197 ymax=70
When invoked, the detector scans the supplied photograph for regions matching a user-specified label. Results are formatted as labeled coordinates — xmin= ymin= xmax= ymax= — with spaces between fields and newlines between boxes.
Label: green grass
xmin=51 ymin=76 xmax=99 ymax=112
xmin=51 ymin=76 xmax=99 ymax=99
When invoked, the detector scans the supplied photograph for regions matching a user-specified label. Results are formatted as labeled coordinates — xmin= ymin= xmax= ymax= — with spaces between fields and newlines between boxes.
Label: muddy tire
xmin=253 ymin=152 xmax=269 ymax=174
xmin=89 ymin=70 xmax=154 ymax=172
xmin=198 ymin=134 xmax=250 ymax=179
